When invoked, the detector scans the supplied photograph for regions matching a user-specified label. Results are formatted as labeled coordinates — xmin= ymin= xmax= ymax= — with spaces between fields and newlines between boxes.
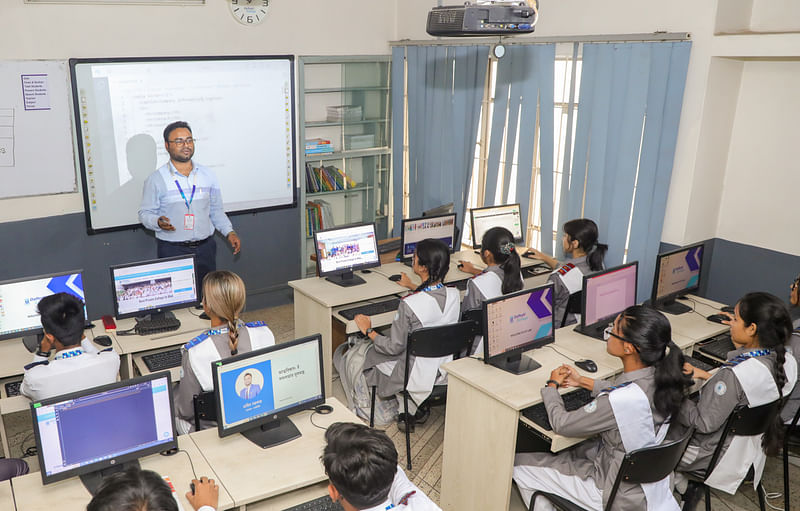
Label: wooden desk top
xmin=663 ymin=295 xmax=730 ymax=342
xmin=189 ymin=398 xmax=359 ymax=508
xmin=112 ymin=307 xmax=210 ymax=355
xmin=12 ymin=435 xmax=233 ymax=511
xmin=0 ymin=480 xmax=11 ymax=511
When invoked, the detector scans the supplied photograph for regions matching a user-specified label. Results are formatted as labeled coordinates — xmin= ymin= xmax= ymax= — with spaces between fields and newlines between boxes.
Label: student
xmin=790 ymin=273 xmax=800 ymax=328
xmin=525 ymin=218 xmax=607 ymax=327
xmin=351 ymin=239 xmax=460 ymax=427
xmin=458 ymin=226 xmax=523 ymax=354
xmin=513 ymin=305 xmax=692 ymax=510
xmin=322 ymin=422 xmax=441 ymax=511
xmin=782 ymin=274 xmax=800 ymax=424
xmin=678 ymin=292 xmax=797 ymax=498
xmin=174 ymin=271 xmax=275 ymax=433
xmin=86 ymin=467 xmax=218 ymax=511
xmin=21 ymin=293 xmax=120 ymax=401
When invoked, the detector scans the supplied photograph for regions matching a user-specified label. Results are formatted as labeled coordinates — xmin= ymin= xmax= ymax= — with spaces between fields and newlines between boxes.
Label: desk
xmin=663 ymin=295 xmax=730 ymax=342
xmin=0 ymin=481 xmax=12 ymax=511
xmin=11 ymin=435 xmax=233 ymax=511
xmin=190 ymin=397 xmax=358 ymax=509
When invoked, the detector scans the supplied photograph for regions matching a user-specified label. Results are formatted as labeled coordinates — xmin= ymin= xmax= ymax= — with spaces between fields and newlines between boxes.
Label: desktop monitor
xmin=576 ymin=262 xmax=639 ymax=340
xmin=482 ymin=283 xmax=555 ymax=375
xmin=31 ymin=372 xmax=177 ymax=495
xmin=110 ymin=255 xmax=199 ymax=320
xmin=651 ymin=243 xmax=704 ymax=315
xmin=212 ymin=334 xmax=325 ymax=448
xmin=400 ymin=213 xmax=457 ymax=264
xmin=470 ymin=203 xmax=524 ymax=249
xmin=0 ymin=270 xmax=87 ymax=349
xmin=314 ymin=222 xmax=380 ymax=287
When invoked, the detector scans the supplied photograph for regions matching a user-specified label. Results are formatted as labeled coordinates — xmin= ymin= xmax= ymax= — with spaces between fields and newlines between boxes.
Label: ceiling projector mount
xmin=426 ymin=1 xmax=539 ymax=37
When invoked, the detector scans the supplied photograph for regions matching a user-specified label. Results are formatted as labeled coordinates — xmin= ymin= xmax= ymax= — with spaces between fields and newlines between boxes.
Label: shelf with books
xmin=305 ymin=86 xmax=390 ymax=94
xmin=303 ymin=147 xmax=391 ymax=162
xmin=307 ymin=185 xmax=372 ymax=198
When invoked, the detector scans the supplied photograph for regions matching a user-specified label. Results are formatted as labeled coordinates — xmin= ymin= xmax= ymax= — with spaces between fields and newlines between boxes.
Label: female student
xmin=351 ymin=239 xmax=460 ymax=427
xmin=174 ymin=270 xmax=275 ymax=434
xmin=678 ymin=292 xmax=797 ymax=496
xmin=513 ymin=305 xmax=692 ymax=510
xmin=526 ymin=218 xmax=607 ymax=327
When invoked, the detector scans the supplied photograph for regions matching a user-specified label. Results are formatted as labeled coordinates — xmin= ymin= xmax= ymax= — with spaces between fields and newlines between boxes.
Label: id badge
xmin=184 ymin=214 xmax=195 ymax=230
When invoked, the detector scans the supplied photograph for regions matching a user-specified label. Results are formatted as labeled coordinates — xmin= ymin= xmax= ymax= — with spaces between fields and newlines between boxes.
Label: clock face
xmin=230 ymin=0 xmax=269 ymax=26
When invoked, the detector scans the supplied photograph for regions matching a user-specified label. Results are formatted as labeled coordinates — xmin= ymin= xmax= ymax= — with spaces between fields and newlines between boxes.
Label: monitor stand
xmin=22 ymin=333 xmax=44 ymax=354
xmin=654 ymin=297 xmax=692 ymax=315
xmin=325 ymin=271 xmax=366 ymax=287
xmin=574 ymin=322 xmax=608 ymax=341
xmin=488 ymin=353 xmax=541 ymax=375
xmin=80 ymin=459 xmax=141 ymax=496
xmin=137 ymin=310 xmax=177 ymax=322
xmin=241 ymin=417 xmax=301 ymax=449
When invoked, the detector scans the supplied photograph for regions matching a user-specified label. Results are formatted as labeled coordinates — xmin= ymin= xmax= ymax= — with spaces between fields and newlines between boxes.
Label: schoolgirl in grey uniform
xmin=525 ymin=219 xmax=607 ymax=327
xmin=783 ymin=273 xmax=800 ymax=423
xmin=513 ymin=305 xmax=692 ymax=510
xmin=174 ymin=271 xmax=275 ymax=433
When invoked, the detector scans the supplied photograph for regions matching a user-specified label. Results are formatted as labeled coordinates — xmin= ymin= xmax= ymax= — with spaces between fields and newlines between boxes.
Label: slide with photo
xmin=113 ymin=259 xmax=196 ymax=315
xmin=403 ymin=215 xmax=456 ymax=256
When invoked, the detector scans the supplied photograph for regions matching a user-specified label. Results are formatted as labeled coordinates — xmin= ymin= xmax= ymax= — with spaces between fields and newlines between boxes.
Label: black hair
xmin=413 ymin=238 xmax=450 ymax=292
xmin=563 ymin=218 xmax=607 ymax=271
xmin=87 ymin=467 xmax=177 ymax=511
xmin=37 ymin=292 xmax=85 ymax=347
xmin=736 ymin=291 xmax=794 ymax=456
xmin=481 ymin=226 xmax=523 ymax=295
xmin=163 ymin=121 xmax=192 ymax=143
xmin=618 ymin=305 xmax=692 ymax=418
xmin=321 ymin=422 xmax=398 ymax=509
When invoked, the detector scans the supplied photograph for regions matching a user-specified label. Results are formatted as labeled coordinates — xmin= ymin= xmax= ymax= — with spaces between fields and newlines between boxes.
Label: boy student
xmin=21 ymin=292 xmax=120 ymax=401
xmin=322 ymin=422 xmax=441 ymax=511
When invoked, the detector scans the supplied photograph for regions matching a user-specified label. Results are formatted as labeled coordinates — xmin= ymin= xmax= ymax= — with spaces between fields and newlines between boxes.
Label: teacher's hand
xmin=228 ymin=232 xmax=241 ymax=255
xmin=157 ymin=216 xmax=176 ymax=231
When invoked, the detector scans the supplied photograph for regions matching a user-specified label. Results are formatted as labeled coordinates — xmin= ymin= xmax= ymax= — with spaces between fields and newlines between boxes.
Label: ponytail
xmin=480 ymin=227 xmax=523 ymax=294
xmin=563 ymin=218 xmax=607 ymax=271
xmin=587 ymin=243 xmax=608 ymax=272
xmin=413 ymin=239 xmax=450 ymax=293
xmin=202 ymin=271 xmax=247 ymax=356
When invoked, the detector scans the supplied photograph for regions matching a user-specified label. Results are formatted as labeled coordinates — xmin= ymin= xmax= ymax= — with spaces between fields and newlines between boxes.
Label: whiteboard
xmin=70 ymin=56 xmax=297 ymax=233
xmin=0 ymin=60 xmax=77 ymax=199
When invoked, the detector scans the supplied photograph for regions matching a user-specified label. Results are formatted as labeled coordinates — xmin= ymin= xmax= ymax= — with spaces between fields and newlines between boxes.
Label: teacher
xmin=138 ymin=121 xmax=241 ymax=301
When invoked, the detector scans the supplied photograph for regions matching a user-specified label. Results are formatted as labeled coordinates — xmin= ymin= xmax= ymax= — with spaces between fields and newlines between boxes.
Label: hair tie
xmin=500 ymin=242 xmax=515 ymax=255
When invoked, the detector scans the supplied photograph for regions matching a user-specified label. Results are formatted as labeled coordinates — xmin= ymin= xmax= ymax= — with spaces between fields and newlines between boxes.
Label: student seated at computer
xmin=323 ymin=422 xmax=441 ymax=510
xmin=174 ymin=270 xmax=275 ymax=434
xmin=677 ymin=292 xmax=797 ymax=500
xmin=458 ymin=226 xmax=523 ymax=354
xmin=86 ymin=466 xmax=218 ymax=511
xmin=346 ymin=239 xmax=460 ymax=427
xmin=781 ymin=274 xmax=800 ymax=425
xmin=513 ymin=305 xmax=692 ymax=510
xmin=790 ymin=272 xmax=800 ymax=328
xmin=524 ymin=218 xmax=607 ymax=327
xmin=20 ymin=293 xmax=120 ymax=401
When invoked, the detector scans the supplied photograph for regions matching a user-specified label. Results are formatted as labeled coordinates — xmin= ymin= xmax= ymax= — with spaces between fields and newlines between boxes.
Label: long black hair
xmin=481 ymin=226 xmax=523 ymax=295
xmin=618 ymin=305 xmax=692 ymax=418
xmin=563 ymin=218 xmax=607 ymax=272
xmin=87 ymin=467 xmax=177 ymax=511
xmin=414 ymin=238 xmax=450 ymax=292
xmin=737 ymin=292 xmax=794 ymax=455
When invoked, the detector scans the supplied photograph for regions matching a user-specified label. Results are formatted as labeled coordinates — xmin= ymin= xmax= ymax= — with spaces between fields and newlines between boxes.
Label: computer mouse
xmin=706 ymin=314 xmax=730 ymax=324
xmin=575 ymin=359 xmax=598 ymax=373
xmin=190 ymin=482 xmax=195 ymax=496
xmin=389 ymin=274 xmax=402 ymax=282
xmin=522 ymin=250 xmax=538 ymax=259
xmin=94 ymin=335 xmax=113 ymax=347
xmin=721 ymin=305 xmax=735 ymax=314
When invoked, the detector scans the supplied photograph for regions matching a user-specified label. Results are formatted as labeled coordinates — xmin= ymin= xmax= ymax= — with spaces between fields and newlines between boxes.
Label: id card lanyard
xmin=173 ymin=166 xmax=196 ymax=230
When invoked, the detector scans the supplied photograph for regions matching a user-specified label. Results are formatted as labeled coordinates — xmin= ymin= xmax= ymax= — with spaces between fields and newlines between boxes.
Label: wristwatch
xmin=545 ymin=379 xmax=560 ymax=388
xmin=365 ymin=328 xmax=375 ymax=336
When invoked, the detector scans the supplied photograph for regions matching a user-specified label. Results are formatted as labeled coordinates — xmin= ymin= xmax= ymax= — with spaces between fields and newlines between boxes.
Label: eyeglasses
xmin=168 ymin=137 xmax=195 ymax=147
xmin=603 ymin=323 xmax=639 ymax=351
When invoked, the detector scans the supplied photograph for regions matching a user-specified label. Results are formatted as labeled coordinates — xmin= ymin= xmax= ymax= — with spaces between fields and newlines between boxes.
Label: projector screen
xmin=70 ymin=56 xmax=297 ymax=233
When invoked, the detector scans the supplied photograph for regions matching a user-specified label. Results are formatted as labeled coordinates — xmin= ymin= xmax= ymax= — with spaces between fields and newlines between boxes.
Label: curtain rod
xmin=390 ymin=32 xmax=690 ymax=47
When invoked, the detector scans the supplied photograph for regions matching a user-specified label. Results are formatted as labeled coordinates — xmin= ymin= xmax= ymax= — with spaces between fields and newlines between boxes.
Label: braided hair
xmin=563 ymin=218 xmax=608 ymax=271
xmin=413 ymin=239 xmax=450 ymax=292
xmin=202 ymin=271 xmax=247 ymax=356
xmin=480 ymin=226 xmax=523 ymax=294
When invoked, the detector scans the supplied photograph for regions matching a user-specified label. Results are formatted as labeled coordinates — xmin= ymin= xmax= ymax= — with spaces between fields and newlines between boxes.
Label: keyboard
xmin=142 ymin=348 xmax=182 ymax=372
xmin=521 ymin=388 xmax=594 ymax=432
xmin=135 ymin=316 xmax=181 ymax=335
xmin=448 ymin=279 xmax=469 ymax=291
xmin=697 ymin=333 xmax=735 ymax=361
xmin=684 ymin=354 xmax=718 ymax=372
xmin=339 ymin=298 xmax=401 ymax=320
xmin=282 ymin=495 xmax=344 ymax=511
xmin=5 ymin=381 xmax=21 ymax=397
xmin=522 ymin=264 xmax=551 ymax=278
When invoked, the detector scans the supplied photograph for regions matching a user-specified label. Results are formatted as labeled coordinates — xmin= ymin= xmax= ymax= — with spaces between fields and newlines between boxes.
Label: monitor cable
xmin=545 ymin=345 xmax=577 ymax=363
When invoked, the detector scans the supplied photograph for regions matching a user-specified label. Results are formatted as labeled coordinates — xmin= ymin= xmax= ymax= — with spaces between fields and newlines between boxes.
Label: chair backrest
xmin=561 ymin=291 xmax=583 ymax=328
xmin=192 ymin=391 xmax=217 ymax=432
xmin=459 ymin=308 xmax=483 ymax=337
xmin=403 ymin=320 xmax=477 ymax=387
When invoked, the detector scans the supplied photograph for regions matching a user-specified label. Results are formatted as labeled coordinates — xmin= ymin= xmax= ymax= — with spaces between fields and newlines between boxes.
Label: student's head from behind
xmin=480 ymin=226 xmax=523 ymax=295
xmin=87 ymin=467 xmax=177 ymax=511
xmin=202 ymin=270 xmax=246 ymax=355
xmin=562 ymin=218 xmax=607 ymax=271
xmin=412 ymin=238 xmax=450 ymax=291
xmin=322 ymin=422 xmax=398 ymax=510
xmin=163 ymin=121 xmax=194 ymax=163
xmin=37 ymin=292 xmax=85 ymax=348
xmin=791 ymin=274 xmax=800 ymax=307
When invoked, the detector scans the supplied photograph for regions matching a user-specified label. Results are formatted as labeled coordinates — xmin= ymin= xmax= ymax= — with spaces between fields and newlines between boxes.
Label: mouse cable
xmin=369 ymin=269 xmax=392 ymax=278
xmin=545 ymin=345 xmax=576 ymax=362
xmin=178 ymin=449 xmax=198 ymax=481
xmin=677 ymin=296 xmax=705 ymax=318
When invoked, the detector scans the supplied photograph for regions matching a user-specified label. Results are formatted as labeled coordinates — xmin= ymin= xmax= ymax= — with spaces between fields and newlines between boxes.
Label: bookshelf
xmin=298 ymin=56 xmax=392 ymax=277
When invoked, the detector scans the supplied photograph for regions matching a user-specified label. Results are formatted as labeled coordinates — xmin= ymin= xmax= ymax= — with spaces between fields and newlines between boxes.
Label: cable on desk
xmin=188 ymin=307 xmax=204 ymax=317
xmin=676 ymin=297 xmax=706 ymax=319
xmin=545 ymin=345 xmax=577 ymax=363
xmin=116 ymin=325 xmax=138 ymax=336
xmin=178 ymin=449 xmax=198 ymax=480
xmin=309 ymin=410 xmax=328 ymax=431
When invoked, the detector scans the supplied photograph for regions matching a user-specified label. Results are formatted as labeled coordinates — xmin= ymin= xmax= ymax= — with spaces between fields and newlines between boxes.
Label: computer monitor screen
xmin=400 ymin=213 xmax=457 ymax=261
xmin=0 ymin=270 xmax=86 ymax=342
xmin=213 ymin=334 xmax=325 ymax=448
xmin=651 ymin=243 xmax=704 ymax=315
xmin=482 ymin=284 xmax=554 ymax=375
xmin=314 ymin=223 xmax=380 ymax=287
xmin=32 ymin=373 xmax=177 ymax=490
xmin=110 ymin=255 xmax=198 ymax=319
xmin=470 ymin=204 xmax=524 ymax=249
xmin=578 ymin=262 xmax=638 ymax=339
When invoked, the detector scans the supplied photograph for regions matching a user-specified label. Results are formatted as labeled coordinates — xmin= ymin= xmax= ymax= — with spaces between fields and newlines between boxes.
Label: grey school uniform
xmin=782 ymin=332 xmax=800 ymax=424
xmin=460 ymin=265 xmax=505 ymax=313
xmin=514 ymin=367 xmax=667 ymax=510
xmin=549 ymin=256 xmax=592 ymax=327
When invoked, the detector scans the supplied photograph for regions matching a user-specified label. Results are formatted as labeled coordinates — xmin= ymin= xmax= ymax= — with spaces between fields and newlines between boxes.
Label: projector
xmin=426 ymin=1 xmax=538 ymax=37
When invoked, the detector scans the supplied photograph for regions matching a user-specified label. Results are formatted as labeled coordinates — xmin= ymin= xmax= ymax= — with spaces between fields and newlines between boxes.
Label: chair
xmin=192 ymin=391 xmax=217 ymax=432
xmin=682 ymin=401 xmax=782 ymax=511
xmin=369 ymin=320 xmax=476 ymax=470
xmin=530 ymin=427 xmax=694 ymax=511
xmin=783 ymin=404 xmax=800 ymax=511
xmin=560 ymin=291 xmax=582 ymax=328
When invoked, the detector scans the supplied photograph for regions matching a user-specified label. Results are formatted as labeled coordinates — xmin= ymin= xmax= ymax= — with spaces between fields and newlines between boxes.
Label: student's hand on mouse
xmin=157 ymin=216 xmax=176 ymax=231
xmin=457 ymin=260 xmax=479 ymax=275
xmin=354 ymin=314 xmax=372 ymax=335
xmin=683 ymin=362 xmax=711 ymax=380
xmin=719 ymin=311 xmax=734 ymax=325
xmin=186 ymin=476 xmax=219 ymax=511
xmin=398 ymin=272 xmax=415 ymax=290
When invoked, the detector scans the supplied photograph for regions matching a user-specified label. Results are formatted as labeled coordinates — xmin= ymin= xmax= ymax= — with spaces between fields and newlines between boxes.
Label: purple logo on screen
xmin=526 ymin=287 xmax=553 ymax=318
xmin=685 ymin=246 xmax=703 ymax=272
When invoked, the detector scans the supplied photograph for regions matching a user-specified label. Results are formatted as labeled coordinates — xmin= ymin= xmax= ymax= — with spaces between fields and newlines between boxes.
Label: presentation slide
xmin=113 ymin=258 xmax=197 ymax=316
xmin=71 ymin=57 xmax=296 ymax=232
xmin=0 ymin=272 xmax=85 ymax=337
xmin=585 ymin=267 xmax=637 ymax=325
xmin=472 ymin=205 xmax=523 ymax=243
xmin=656 ymin=246 xmax=703 ymax=299
xmin=486 ymin=287 xmax=553 ymax=357
xmin=402 ymin=215 xmax=456 ymax=257
xmin=316 ymin=225 xmax=378 ymax=274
